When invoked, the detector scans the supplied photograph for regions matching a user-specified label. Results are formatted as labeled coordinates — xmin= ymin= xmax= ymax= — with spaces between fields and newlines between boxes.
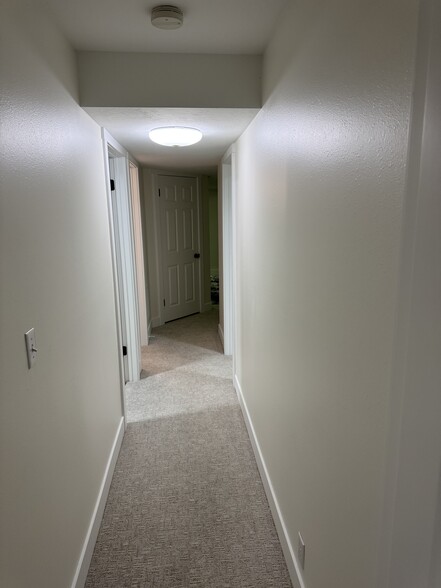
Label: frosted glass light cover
xmin=149 ymin=127 xmax=202 ymax=147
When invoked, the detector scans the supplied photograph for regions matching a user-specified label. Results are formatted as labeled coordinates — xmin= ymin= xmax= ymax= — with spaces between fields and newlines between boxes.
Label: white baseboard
xmin=71 ymin=417 xmax=125 ymax=588
xmin=234 ymin=375 xmax=305 ymax=588
xmin=218 ymin=324 xmax=224 ymax=349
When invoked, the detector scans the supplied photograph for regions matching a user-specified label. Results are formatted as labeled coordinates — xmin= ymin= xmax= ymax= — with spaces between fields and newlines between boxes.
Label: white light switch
xmin=25 ymin=328 xmax=37 ymax=368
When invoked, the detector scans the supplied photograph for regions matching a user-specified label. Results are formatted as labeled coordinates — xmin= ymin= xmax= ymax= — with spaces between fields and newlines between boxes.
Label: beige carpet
xmin=85 ymin=309 xmax=292 ymax=588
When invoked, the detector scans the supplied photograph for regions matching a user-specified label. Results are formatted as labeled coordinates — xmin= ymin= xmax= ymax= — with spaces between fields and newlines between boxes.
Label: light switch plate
xmin=25 ymin=328 xmax=37 ymax=368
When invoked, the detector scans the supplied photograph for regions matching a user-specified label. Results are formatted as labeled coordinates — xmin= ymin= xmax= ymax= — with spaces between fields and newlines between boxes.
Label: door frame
xmin=221 ymin=146 xmax=236 ymax=364
xmin=102 ymin=130 xmax=141 ymax=395
xmin=151 ymin=170 xmax=202 ymax=326
xmin=129 ymin=160 xmax=149 ymax=347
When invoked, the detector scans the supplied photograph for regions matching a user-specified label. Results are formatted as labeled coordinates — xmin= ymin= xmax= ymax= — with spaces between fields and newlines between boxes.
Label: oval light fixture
xmin=149 ymin=126 xmax=202 ymax=147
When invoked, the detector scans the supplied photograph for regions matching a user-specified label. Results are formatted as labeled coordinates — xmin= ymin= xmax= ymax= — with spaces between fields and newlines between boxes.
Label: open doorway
xmin=103 ymin=131 xmax=141 ymax=395
xmin=139 ymin=168 xmax=223 ymax=378
xmin=207 ymin=175 xmax=220 ymax=308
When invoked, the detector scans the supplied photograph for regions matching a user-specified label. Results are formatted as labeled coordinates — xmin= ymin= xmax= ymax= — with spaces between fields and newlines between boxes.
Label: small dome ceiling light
xmin=151 ymin=5 xmax=183 ymax=30
xmin=149 ymin=127 xmax=203 ymax=147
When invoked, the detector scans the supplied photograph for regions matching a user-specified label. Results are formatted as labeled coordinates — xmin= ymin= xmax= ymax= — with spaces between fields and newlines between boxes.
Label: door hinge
xmin=122 ymin=345 xmax=127 ymax=356
xmin=163 ymin=299 xmax=165 ymax=307
xmin=158 ymin=188 xmax=161 ymax=197
xmin=110 ymin=179 xmax=115 ymax=191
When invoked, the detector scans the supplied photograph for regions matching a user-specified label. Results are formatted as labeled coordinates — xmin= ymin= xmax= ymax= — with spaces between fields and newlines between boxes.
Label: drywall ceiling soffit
xmin=43 ymin=0 xmax=288 ymax=54
xmin=77 ymin=52 xmax=262 ymax=109
xmin=85 ymin=107 xmax=258 ymax=174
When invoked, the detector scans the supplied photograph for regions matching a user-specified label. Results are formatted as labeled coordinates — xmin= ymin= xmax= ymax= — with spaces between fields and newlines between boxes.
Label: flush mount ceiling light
xmin=149 ymin=127 xmax=202 ymax=147
xmin=151 ymin=5 xmax=183 ymax=30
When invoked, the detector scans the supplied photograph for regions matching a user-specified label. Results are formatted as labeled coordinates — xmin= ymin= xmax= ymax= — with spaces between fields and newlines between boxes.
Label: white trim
xmin=115 ymin=155 xmax=140 ymax=381
xmin=221 ymin=145 xmax=236 ymax=363
xmin=231 ymin=150 xmax=237 ymax=378
xmin=234 ymin=374 xmax=305 ymax=588
xmin=147 ymin=320 xmax=153 ymax=337
xmin=71 ymin=417 xmax=125 ymax=588
xmin=103 ymin=129 xmax=141 ymax=384
xmin=101 ymin=135 xmax=126 ymax=417
xmin=217 ymin=323 xmax=224 ymax=348
xmin=103 ymin=129 xmax=129 ymax=158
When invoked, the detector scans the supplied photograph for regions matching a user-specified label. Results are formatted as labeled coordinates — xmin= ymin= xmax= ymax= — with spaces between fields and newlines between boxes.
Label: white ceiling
xmin=85 ymin=107 xmax=258 ymax=174
xmin=44 ymin=0 xmax=287 ymax=173
xmin=46 ymin=0 xmax=287 ymax=54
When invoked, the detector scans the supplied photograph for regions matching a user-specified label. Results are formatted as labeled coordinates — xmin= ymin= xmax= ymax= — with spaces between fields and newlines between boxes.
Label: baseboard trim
xmin=234 ymin=375 xmax=305 ymax=588
xmin=71 ymin=417 xmax=125 ymax=588
xmin=218 ymin=324 xmax=224 ymax=349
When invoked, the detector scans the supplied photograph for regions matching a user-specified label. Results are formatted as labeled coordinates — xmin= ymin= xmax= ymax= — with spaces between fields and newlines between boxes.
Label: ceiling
xmin=85 ymin=107 xmax=258 ymax=174
xmin=44 ymin=0 xmax=288 ymax=174
xmin=46 ymin=0 xmax=287 ymax=54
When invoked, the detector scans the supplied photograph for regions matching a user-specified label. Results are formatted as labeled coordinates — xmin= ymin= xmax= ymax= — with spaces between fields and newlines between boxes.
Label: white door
xmin=129 ymin=163 xmax=148 ymax=346
xmin=109 ymin=161 xmax=129 ymax=382
xmin=158 ymin=175 xmax=201 ymax=322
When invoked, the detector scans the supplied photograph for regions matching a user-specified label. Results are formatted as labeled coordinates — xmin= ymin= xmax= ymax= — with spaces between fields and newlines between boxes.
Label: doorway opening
xmin=139 ymin=168 xmax=223 ymax=378
xmin=103 ymin=131 xmax=141 ymax=402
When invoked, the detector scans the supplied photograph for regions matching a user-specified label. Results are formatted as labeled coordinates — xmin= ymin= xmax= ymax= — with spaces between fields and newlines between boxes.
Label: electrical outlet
xmin=298 ymin=532 xmax=306 ymax=570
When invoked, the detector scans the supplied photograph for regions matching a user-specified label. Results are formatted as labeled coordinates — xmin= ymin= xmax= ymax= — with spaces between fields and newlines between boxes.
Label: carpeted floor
xmin=85 ymin=308 xmax=292 ymax=588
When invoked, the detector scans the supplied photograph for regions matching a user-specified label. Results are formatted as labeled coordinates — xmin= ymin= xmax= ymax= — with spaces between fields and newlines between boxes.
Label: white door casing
xmin=109 ymin=160 xmax=129 ymax=383
xmin=102 ymin=130 xmax=141 ymax=393
xmin=158 ymin=175 xmax=201 ymax=323
xmin=221 ymin=147 xmax=236 ymax=360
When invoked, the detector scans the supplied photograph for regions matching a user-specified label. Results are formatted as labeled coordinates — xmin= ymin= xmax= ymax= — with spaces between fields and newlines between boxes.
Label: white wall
xmin=0 ymin=3 xmax=123 ymax=587
xmin=379 ymin=0 xmax=441 ymax=586
xmin=78 ymin=52 xmax=262 ymax=108
xmin=233 ymin=1 xmax=420 ymax=587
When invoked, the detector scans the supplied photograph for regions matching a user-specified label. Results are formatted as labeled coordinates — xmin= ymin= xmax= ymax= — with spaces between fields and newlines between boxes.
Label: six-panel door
xmin=158 ymin=175 xmax=200 ymax=322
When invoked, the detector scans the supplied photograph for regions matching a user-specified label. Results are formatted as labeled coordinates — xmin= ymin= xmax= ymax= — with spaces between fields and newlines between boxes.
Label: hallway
xmin=85 ymin=310 xmax=292 ymax=587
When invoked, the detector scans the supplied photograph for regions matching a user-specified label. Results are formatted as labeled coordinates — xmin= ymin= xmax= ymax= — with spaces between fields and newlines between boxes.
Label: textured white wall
xmin=78 ymin=52 xmax=262 ymax=108
xmin=379 ymin=0 xmax=441 ymax=586
xmin=234 ymin=1 xmax=419 ymax=587
xmin=0 ymin=3 xmax=122 ymax=587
